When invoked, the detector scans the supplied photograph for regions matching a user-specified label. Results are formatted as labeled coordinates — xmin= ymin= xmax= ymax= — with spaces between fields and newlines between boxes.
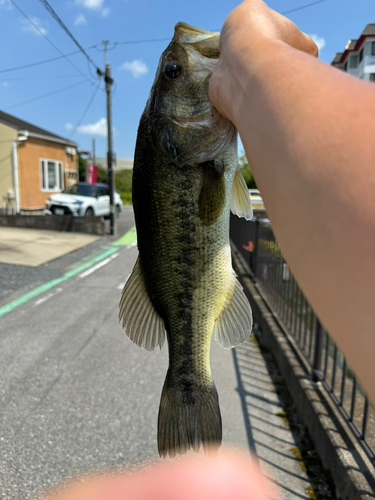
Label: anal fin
xmin=213 ymin=276 xmax=253 ymax=349
xmin=119 ymin=257 xmax=166 ymax=351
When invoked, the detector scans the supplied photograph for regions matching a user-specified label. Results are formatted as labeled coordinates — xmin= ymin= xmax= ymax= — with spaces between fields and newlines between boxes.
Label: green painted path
xmin=113 ymin=226 xmax=137 ymax=246
xmin=0 ymin=226 xmax=138 ymax=319
xmin=0 ymin=246 xmax=119 ymax=319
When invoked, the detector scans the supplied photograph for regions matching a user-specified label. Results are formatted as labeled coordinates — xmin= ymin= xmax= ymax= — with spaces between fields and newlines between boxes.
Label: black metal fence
xmin=230 ymin=214 xmax=375 ymax=463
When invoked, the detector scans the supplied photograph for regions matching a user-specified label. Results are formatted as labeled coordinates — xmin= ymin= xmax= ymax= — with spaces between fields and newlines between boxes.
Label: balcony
xmin=349 ymin=55 xmax=375 ymax=79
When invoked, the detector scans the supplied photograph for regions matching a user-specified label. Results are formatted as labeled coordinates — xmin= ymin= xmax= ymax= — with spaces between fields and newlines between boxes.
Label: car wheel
xmin=85 ymin=207 xmax=94 ymax=216
xmin=116 ymin=204 xmax=121 ymax=216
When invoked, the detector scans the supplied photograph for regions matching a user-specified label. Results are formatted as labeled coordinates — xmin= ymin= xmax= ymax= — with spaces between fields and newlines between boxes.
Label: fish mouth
xmin=173 ymin=22 xmax=219 ymax=44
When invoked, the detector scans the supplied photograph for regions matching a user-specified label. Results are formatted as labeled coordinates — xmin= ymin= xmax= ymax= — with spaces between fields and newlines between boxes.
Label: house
xmin=0 ymin=110 xmax=78 ymax=213
xmin=331 ymin=24 xmax=375 ymax=81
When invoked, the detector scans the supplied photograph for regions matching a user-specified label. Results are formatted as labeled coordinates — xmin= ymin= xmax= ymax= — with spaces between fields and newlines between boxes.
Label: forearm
xmin=226 ymin=40 xmax=375 ymax=400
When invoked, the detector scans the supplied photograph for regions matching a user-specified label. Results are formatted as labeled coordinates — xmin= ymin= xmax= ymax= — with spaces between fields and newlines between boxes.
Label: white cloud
xmin=78 ymin=117 xmax=108 ymax=137
xmin=65 ymin=123 xmax=73 ymax=131
xmin=74 ymin=13 xmax=87 ymax=25
xmin=76 ymin=0 xmax=104 ymax=9
xmin=120 ymin=60 xmax=148 ymax=78
xmin=0 ymin=0 xmax=12 ymax=9
xmin=20 ymin=16 xmax=48 ymax=36
xmin=309 ymin=34 xmax=326 ymax=51
xmin=75 ymin=0 xmax=108 ymax=16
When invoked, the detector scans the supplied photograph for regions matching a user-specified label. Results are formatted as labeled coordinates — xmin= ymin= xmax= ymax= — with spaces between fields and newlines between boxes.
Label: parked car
xmin=45 ymin=182 xmax=123 ymax=217
xmin=249 ymin=189 xmax=265 ymax=211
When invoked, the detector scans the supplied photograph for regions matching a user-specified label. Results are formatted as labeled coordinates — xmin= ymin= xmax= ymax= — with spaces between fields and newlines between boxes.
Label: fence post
xmin=312 ymin=319 xmax=323 ymax=382
xmin=252 ymin=218 xmax=259 ymax=277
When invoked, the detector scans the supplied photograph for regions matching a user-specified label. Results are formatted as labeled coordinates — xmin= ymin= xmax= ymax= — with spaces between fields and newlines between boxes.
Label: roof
xmin=345 ymin=40 xmax=357 ymax=50
xmin=0 ymin=110 xmax=77 ymax=147
xmin=362 ymin=24 xmax=375 ymax=36
xmin=332 ymin=53 xmax=343 ymax=64
xmin=331 ymin=24 xmax=375 ymax=66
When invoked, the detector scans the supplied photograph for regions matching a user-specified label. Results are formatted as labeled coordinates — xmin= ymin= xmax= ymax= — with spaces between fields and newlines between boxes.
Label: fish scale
xmin=119 ymin=22 xmax=253 ymax=457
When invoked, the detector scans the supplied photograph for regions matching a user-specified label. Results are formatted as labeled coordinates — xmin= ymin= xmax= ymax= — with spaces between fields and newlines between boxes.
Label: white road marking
xmin=117 ymin=275 xmax=130 ymax=290
xmin=34 ymin=288 xmax=63 ymax=306
xmin=78 ymin=252 xmax=119 ymax=279
xmin=34 ymin=293 xmax=54 ymax=306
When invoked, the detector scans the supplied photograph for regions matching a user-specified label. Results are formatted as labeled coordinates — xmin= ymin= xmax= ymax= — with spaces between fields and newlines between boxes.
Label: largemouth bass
xmin=119 ymin=22 xmax=253 ymax=458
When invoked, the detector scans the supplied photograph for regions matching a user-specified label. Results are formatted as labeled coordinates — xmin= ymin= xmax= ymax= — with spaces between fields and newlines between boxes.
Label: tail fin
xmin=157 ymin=383 xmax=222 ymax=458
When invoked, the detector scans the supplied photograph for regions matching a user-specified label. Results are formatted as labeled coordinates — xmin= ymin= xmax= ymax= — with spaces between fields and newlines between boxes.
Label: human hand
xmin=43 ymin=451 xmax=275 ymax=500
xmin=209 ymin=0 xmax=318 ymax=121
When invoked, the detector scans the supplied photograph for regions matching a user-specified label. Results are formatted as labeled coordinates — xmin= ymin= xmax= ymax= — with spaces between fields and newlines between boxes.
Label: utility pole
xmin=103 ymin=40 xmax=116 ymax=236
xmin=92 ymin=138 xmax=96 ymax=166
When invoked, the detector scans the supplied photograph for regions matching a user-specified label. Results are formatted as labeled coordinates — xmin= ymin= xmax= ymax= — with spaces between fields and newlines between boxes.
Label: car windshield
xmin=62 ymin=184 xmax=97 ymax=197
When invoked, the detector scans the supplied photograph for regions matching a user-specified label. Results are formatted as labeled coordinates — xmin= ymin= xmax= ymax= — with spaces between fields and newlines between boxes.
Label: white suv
xmin=45 ymin=182 xmax=123 ymax=217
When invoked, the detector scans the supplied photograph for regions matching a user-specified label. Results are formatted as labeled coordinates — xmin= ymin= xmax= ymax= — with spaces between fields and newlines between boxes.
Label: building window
xmin=359 ymin=48 xmax=364 ymax=63
xmin=372 ymin=42 xmax=375 ymax=56
xmin=41 ymin=159 xmax=63 ymax=191
xmin=344 ymin=61 xmax=348 ymax=71
xmin=370 ymin=73 xmax=375 ymax=82
xmin=349 ymin=54 xmax=358 ymax=68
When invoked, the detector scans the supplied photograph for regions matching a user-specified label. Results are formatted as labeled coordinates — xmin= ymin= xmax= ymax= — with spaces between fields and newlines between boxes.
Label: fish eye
xmin=164 ymin=62 xmax=182 ymax=80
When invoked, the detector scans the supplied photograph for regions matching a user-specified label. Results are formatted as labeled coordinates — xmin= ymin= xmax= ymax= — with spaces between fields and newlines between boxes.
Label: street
xmin=0 ymin=209 xmax=313 ymax=500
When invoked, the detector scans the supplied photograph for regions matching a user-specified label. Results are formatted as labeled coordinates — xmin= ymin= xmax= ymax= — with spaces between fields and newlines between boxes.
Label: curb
xmin=0 ymin=215 xmax=106 ymax=235
xmin=231 ymin=244 xmax=375 ymax=500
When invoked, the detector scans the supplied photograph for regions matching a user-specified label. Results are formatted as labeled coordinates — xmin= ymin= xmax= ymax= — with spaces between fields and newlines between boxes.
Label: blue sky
xmin=0 ymin=0 xmax=374 ymax=160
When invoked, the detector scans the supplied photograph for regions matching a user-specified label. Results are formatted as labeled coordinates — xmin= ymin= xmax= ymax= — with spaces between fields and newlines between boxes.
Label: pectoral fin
xmin=213 ymin=277 xmax=253 ymax=349
xmin=119 ymin=257 xmax=166 ymax=351
xmin=230 ymin=168 xmax=253 ymax=220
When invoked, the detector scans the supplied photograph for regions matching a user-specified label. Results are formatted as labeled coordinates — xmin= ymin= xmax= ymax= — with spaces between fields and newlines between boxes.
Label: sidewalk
xmin=213 ymin=333 xmax=317 ymax=500
xmin=0 ymin=227 xmax=101 ymax=267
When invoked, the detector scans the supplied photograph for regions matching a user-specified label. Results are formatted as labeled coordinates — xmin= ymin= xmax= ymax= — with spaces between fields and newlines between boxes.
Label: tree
xmin=96 ymin=166 xmax=108 ymax=183
xmin=239 ymin=153 xmax=257 ymax=189
xmin=78 ymin=155 xmax=87 ymax=182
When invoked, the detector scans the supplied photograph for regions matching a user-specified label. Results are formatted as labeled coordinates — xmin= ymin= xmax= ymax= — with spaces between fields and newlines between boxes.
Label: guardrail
xmin=230 ymin=214 xmax=375 ymax=463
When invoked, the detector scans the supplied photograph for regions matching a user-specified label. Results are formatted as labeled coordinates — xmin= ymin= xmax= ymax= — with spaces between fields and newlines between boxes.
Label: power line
xmin=281 ymin=0 xmax=327 ymax=15
xmin=37 ymin=0 xmax=103 ymax=76
xmin=0 ymin=75 xmax=84 ymax=81
xmin=114 ymin=37 xmax=171 ymax=46
xmin=0 ymin=46 xmax=98 ymax=74
xmin=69 ymin=82 xmax=102 ymax=139
xmin=9 ymin=0 xmax=95 ymax=85
xmin=4 ymin=79 xmax=87 ymax=111
xmin=3 ymin=0 xmax=327 ymax=78
xmin=113 ymin=0 xmax=327 ymax=46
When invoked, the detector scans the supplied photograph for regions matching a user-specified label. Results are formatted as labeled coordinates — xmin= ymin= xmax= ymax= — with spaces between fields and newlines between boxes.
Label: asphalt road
xmin=0 ymin=208 xmax=315 ymax=500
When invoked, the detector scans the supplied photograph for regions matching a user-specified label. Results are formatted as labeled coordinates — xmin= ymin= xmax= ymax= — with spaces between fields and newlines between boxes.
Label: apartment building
xmin=331 ymin=24 xmax=375 ymax=81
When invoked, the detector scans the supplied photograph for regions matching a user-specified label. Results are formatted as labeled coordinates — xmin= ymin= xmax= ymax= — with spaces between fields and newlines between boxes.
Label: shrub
xmin=115 ymin=169 xmax=132 ymax=193
xmin=238 ymin=152 xmax=257 ymax=189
